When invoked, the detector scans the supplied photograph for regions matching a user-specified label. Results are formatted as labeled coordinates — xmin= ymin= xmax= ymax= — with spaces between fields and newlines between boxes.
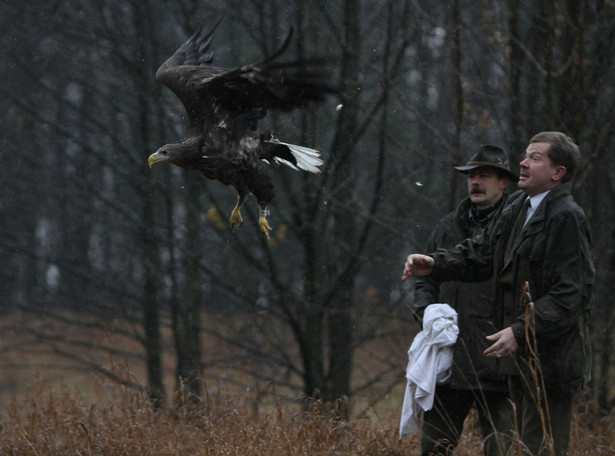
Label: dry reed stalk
xmin=521 ymin=281 xmax=555 ymax=456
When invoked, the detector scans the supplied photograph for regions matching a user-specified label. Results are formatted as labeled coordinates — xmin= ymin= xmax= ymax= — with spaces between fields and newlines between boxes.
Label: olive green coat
xmin=413 ymin=196 xmax=507 ymax=391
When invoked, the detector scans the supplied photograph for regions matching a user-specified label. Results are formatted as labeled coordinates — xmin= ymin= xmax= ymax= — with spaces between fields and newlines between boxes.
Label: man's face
xmin=466 ymin=167 xmax=509 ymax=209
xmin=518 ymin=142 xmax=564 ymax=196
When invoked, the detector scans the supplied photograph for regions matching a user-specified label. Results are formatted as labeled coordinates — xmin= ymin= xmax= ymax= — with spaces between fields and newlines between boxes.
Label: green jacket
xmin=414 ymin=196 xmax=507 ymax=391
xmin=430 ymin=183 xmax=594 ymax=393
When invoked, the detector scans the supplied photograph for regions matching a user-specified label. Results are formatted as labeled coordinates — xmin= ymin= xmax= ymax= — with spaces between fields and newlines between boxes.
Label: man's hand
xmin=401 ymin=254 xmax=434 ymax=281
xmin=483 ymin=327 xmax=519 ymax=358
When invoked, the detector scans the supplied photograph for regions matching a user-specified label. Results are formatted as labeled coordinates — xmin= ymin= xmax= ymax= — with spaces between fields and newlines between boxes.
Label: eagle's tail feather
xmin=267 ymin=139 xmax=323 ymax=173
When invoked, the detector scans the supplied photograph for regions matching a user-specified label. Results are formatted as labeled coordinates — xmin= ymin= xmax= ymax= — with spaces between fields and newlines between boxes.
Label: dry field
xmin=0 ymin=381 xmax=614 ymax=455
xmin=0 ymin=313 xmax=613 ymax=455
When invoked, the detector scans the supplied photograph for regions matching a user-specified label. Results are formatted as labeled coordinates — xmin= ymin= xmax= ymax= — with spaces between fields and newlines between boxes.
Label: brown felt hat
xmin=455 ymin=144 xmax=519 ymax=181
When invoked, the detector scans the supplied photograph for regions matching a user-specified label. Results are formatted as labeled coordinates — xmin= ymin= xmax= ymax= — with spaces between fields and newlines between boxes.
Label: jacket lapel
xmin=501 ymin=183 xmax=571 ymax=272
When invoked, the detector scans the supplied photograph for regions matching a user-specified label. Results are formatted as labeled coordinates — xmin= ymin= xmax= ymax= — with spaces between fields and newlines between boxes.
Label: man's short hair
xmin=530 ymin=131 xmax=580 ymax=182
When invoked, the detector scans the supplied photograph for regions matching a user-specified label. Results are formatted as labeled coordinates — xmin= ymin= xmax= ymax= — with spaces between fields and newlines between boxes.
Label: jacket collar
xmin=457 ymin=194 xmax=506 ymax=228
xmin=524 ymin=181 xmax=572 ymax=228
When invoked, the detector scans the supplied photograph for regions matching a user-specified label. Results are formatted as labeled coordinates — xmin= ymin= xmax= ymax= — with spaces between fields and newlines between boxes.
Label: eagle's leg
xmin=245 ymin=173 xmax=274 ymax=238
xmin=230 ymin=192 xmax=249 ymax=229
xmin=259 ymin=207 xmax=271 ymax=239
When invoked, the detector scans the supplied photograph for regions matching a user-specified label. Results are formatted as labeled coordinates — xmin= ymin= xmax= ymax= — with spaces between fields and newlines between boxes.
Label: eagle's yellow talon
xmin=230 ymin=206 xmax=243 ymax=228
xmin=259 ymin=215 xmax=272 ymax=239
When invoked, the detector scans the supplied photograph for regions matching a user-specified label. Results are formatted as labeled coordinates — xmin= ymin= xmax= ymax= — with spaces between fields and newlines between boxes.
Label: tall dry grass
xmin=0 ymin=380 xmax=613 ymax=456
xmin=0 ymin=381 xmax=409 ymax=456
xmin=0 ymin=306 xmax=612 ymax=455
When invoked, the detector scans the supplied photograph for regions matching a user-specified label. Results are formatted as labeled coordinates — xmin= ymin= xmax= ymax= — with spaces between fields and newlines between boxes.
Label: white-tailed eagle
xmin=148 ymin=21 xmax=334 ymax=238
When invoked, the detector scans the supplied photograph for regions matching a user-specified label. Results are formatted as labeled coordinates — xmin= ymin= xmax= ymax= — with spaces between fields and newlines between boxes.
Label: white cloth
xmin=399 ymin=303 xmax=458 ymax=439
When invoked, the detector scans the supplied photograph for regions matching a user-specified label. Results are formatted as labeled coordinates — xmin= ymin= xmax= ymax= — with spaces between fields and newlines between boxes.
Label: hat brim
xmin=455 ymin=164 xmax=519 ymax=181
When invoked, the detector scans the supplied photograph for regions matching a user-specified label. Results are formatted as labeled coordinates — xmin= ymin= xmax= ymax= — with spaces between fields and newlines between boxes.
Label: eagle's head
xmin=148 ymin=139 xmax=204 ymax=169
xmin=148 ymin=144 xmax=177 ymax=167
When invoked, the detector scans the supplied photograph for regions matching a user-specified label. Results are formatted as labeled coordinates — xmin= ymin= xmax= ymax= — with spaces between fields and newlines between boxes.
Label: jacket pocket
xmin=534 ymin=330 xmax=585 ymax=390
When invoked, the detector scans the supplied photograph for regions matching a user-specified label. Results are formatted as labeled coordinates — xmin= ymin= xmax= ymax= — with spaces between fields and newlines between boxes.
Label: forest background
xmin=1 ymin=0 xmax=615 ymax=438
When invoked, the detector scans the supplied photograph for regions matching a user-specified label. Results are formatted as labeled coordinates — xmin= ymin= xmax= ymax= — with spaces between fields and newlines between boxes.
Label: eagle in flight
xmin=148 ymin=21 xmax=334 ymax=238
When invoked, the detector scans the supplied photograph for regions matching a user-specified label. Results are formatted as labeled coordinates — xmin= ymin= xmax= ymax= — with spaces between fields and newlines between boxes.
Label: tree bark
xmin=325 ymin=0 xmax=361 ymax=406
xmin=133 ymin=0 xmax=165 ymax=405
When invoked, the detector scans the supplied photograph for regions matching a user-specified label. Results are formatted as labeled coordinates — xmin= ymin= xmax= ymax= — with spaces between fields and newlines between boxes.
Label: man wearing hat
xmin=404 ymin=132 xmax=595 ymax=455
xmin=413 ymin=144 xmax=518 ymax=456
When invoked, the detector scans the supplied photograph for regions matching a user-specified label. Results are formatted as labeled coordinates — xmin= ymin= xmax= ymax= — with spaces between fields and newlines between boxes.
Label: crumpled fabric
xmin=399 ymin=303 xmax=458 ymax=439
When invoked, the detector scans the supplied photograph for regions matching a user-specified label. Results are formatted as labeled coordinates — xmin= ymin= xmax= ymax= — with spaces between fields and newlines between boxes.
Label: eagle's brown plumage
xmin=148 ymin=21 xmax=334 ymax=238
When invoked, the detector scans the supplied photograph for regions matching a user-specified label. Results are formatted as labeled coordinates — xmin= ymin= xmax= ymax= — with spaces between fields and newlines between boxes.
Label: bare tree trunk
xmin=448 ymin=0 xmax=463 ymax=213
xmin=507 ymin=0 xmax=524 ymax=155
xmin=133 ymin=0 xmax=165 ymax=405
xmin=325 ymin=0 xmax=361 ymax=406
xmin=177 ymin=175 xmax=204 ymax=399
xmin=558 ymin=0 xmax=587 ymax=140
xmin=289 ymin=0 xmax=327 ymax=401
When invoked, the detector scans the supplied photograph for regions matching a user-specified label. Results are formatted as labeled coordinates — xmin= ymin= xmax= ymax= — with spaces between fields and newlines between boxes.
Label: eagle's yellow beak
xmin=147 ymin=152 xmax=161 ymax=168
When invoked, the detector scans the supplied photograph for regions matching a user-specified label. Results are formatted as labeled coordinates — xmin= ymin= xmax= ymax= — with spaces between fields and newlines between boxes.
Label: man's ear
xmin=552 ymin=166 xmax=567 ymax=182
xmin=500 ymin=177 xmax=510 ymax=191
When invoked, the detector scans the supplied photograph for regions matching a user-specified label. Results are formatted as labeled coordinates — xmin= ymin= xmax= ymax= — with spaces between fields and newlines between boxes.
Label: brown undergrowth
xmin=0 ymin=380 xmax=612 ymax=456
xmin=0 ymin=380 xmax=412 ymax=456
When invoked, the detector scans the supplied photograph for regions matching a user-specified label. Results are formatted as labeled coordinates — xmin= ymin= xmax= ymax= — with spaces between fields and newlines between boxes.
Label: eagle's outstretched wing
xmin=155 ymin=20 xmax=221 ymax=130
xmin=196 ymin=29 xmax=333 ymax=113
xmin=156 ymin=21 xmax=334 ymax=137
